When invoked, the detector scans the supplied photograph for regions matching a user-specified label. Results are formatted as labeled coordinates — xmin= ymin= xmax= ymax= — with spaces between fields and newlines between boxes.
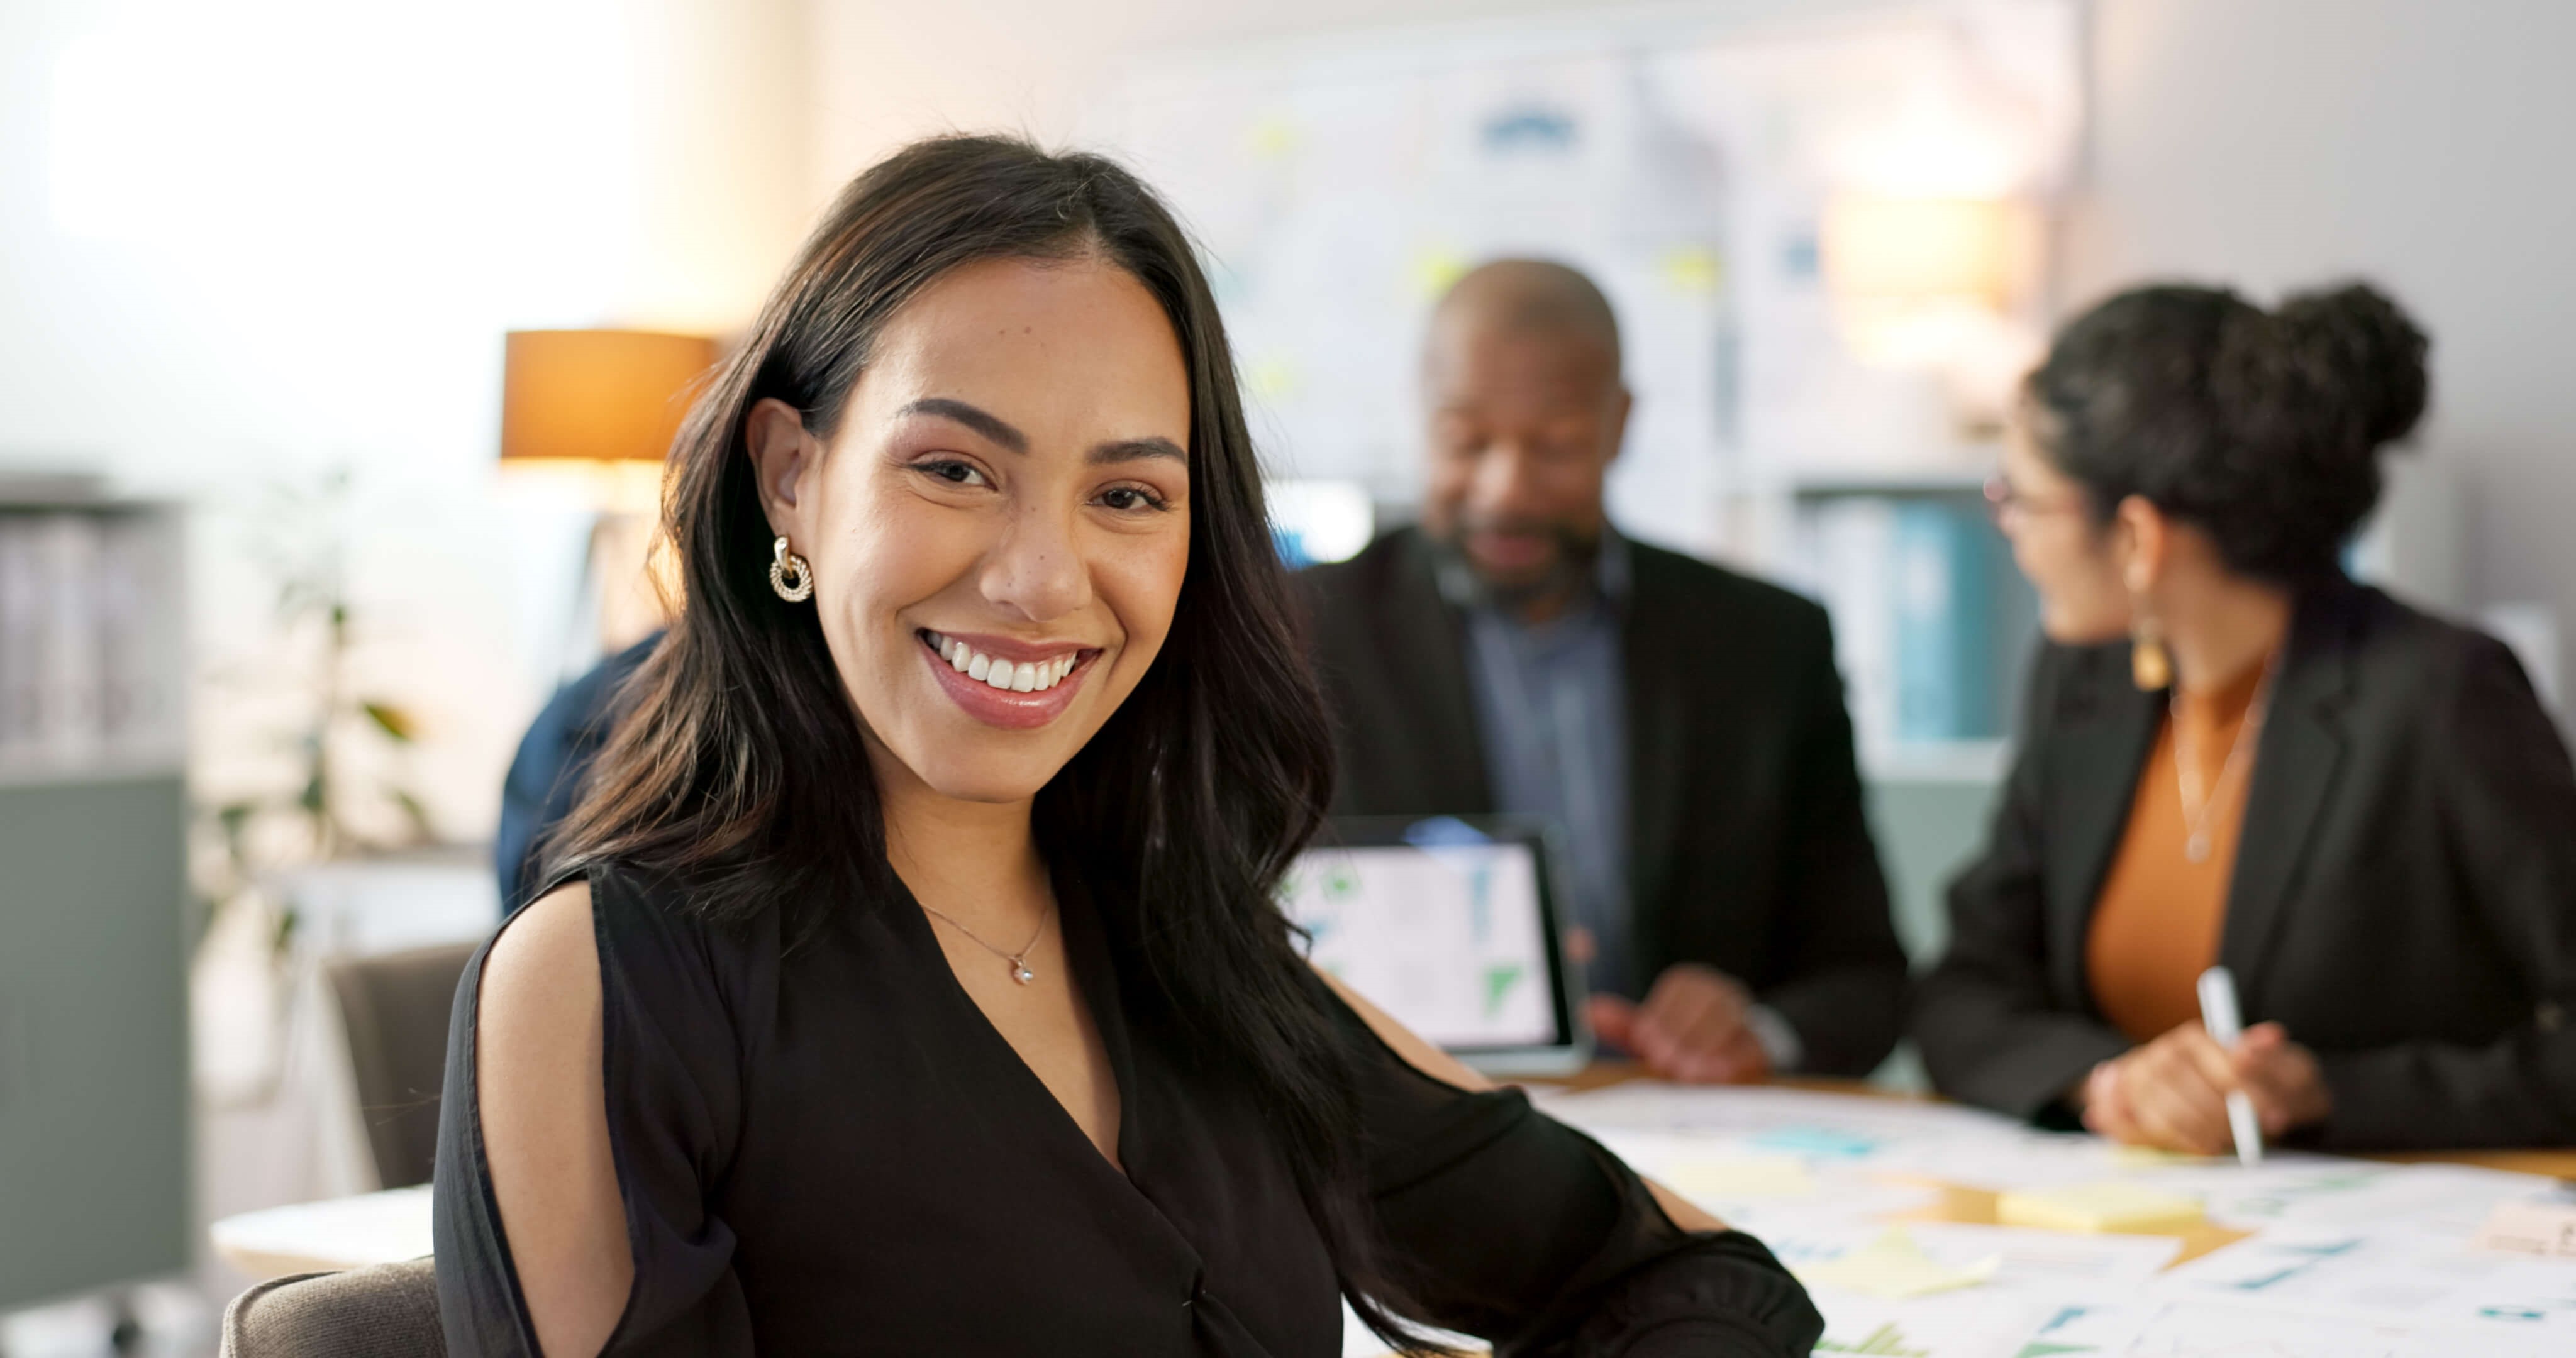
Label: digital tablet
xmin=1280 ymin=814 xmax=1590 ymax=1076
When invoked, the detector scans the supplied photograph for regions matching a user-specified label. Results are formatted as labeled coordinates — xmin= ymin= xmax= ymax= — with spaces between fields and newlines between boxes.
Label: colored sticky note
xmin=2109 ymin=1145 xmax=2220 ymax=1168
xmin=1997 ymin=1182 xmax=2205 ymax=1235
xmin=1750 ymin=1125 xmax=1882 ymax=1159
xmin=1797 ymin=1228 xmax=1997 ymax=1300
xmin=1658 ymin=1156 xmax=1816 ymax=1200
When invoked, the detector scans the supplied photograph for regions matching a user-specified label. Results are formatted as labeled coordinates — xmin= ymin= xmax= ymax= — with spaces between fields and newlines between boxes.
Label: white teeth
xmin=934 ymin=634 xmax=1083 ymax=693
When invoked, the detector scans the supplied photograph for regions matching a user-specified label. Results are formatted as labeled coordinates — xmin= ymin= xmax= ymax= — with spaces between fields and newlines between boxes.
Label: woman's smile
xmin=918 ymin=627 xmax=1102 ymax=729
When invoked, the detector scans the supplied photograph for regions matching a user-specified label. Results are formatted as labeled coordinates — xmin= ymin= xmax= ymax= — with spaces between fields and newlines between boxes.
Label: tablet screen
xmin=1281 ymin=835 xmax=1560 ymax=1051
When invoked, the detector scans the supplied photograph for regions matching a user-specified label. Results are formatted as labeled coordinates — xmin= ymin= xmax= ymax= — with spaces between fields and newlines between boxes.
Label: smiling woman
xmin=429 ymin=136 xmax=1822 ymax=1357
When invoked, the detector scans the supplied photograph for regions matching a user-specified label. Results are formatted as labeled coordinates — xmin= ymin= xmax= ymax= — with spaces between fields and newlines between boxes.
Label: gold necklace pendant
xmin=920 ymin=896 xmax=1055 ymax=986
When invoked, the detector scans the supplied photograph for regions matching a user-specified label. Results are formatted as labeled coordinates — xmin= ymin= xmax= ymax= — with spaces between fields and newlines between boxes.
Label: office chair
xmin=325 ymin=942 xmax=479 ymax=1190
xmin=220 ymin=1258 xmax=443 ymax=1357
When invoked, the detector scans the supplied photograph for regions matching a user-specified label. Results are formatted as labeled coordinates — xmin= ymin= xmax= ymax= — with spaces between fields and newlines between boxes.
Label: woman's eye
xmin=917 ymin=459 xmax=989 ymax=487
xmin=1098 ymin=486 xmax=1168 ymax=512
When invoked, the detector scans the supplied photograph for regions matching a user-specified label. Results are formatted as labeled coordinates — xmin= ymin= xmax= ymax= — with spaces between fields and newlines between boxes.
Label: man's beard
xmin=1430 ymin=515 xmax=1603 ymax=610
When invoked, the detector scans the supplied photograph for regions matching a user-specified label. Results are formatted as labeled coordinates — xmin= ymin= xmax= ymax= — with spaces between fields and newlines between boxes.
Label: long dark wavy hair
xmin=539 ymin=135 xmax=1431 ymax=1347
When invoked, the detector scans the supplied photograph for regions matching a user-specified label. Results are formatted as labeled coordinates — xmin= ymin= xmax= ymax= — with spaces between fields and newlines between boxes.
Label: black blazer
xmin=1296 ymin=527 xmax=1906 ymax=1077
xmin=1915 ymin=580 xmax=2576 ymax=1149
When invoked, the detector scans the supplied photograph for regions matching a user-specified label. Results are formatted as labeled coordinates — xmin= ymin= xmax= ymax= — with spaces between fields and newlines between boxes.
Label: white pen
xmin=2197 ymin=965 xmax=2265 ymax=1166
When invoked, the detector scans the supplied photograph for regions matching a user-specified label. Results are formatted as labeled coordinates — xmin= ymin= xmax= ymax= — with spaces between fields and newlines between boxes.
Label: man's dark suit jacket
xmin=1916 ymin=579 xmax=2576 ymax=1149
xmin=495 ymin=632 xmax=660 ymax=914
xmin=1296 ymin=527 xmax=1907 ymax=1077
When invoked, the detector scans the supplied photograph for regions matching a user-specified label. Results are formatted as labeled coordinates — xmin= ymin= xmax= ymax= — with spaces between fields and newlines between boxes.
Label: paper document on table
xmin=1798 ymin=1228 xmax=1997 ymax=1299
xmin=2158 ymin=1222 xmax=2576 ymax=1335
xmin=2474 ymin=1196 xmax=2576 ymax=1258
xmin=1540 ymin=1083 xmax=2021 ymax=1145
xmin=1338 ymin=1301 xmax=1483 ymax=1357
xmin=1531 ymin=1081 xmax=2576 ymax=1357
xmin=1998 ymin=1296 xmax=2568 ymax=1358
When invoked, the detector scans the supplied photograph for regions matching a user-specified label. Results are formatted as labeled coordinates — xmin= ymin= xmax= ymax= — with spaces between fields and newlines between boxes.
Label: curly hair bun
xmin=2273 ymin=282 xmax=2431 ymax=448
xmin=2031 ymin=278 xmax=2432 ymax=582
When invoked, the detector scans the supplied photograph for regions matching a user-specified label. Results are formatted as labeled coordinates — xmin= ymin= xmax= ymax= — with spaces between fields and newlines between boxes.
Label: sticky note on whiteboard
xmin=1996 ymin=1182 xmax=2204 ymax=1234
xmin=2472 ymin=1199 xmax=2576 ymax=1257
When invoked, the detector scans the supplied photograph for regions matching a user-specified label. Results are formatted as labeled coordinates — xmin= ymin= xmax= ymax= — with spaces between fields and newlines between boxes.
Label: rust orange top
xmin=2085 ymin=660 xmax=2271 ymax=1044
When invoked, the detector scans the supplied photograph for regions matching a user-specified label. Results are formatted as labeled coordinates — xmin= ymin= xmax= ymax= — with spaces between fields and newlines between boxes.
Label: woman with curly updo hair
xmin=1916 ymin=280 xmax=2576 ymax=1152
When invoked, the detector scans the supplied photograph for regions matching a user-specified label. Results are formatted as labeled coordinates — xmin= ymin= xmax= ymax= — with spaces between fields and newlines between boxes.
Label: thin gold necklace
xmin=2171 ymin=651 xmax=2282 ymax=864
xmin=918 ymin=896 xmax=1056 ymax=985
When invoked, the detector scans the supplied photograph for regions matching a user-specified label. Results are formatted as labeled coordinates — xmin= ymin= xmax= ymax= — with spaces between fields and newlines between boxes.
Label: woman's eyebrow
xmin=1090 ymin=437 xmax=1185 ymax=466
xmin=899 ymin=397 xmax=1027 ymax=453
xmin=897 ymin=397 xmax=1181 ymax=466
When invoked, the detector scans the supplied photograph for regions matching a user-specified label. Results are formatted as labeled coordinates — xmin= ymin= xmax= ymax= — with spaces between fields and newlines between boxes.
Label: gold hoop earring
xmin=769 ymin=535 xmax=814 ymax=602
xmin=2131 ymin=610 xmax=2172 ymax=692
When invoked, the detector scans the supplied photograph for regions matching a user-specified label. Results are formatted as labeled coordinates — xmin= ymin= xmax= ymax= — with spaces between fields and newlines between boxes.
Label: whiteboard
xmin=1087 ymin=0 xmax=2082 ymax=558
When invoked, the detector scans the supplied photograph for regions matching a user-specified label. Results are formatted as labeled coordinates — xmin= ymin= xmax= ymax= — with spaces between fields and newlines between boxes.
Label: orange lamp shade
xmin=500 ymin=329 xmax=721 ymax=463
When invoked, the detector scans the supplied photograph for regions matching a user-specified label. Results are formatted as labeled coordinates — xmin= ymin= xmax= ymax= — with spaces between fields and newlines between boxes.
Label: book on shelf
xmin=0 ymin=506 xmax=184 ymax=777
xmin=1800 ymin=495 xmax=2009 ymax=758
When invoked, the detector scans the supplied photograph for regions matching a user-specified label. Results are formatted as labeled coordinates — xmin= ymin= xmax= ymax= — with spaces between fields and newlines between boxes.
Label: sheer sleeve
xmin=433 ymin=866 xmax=758 ymax=1356
xmin=1328 ymin=995 xmax=1823 ymax=1357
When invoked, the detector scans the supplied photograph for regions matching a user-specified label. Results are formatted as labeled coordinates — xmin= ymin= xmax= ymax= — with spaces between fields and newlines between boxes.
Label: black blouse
xmin=432 ymin=863 xmax=1820 ymax=1356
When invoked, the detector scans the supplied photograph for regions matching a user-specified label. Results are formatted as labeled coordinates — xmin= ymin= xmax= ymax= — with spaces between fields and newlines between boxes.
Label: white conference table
xmin=207 ymin=1069 xmax=2576 ymax=1281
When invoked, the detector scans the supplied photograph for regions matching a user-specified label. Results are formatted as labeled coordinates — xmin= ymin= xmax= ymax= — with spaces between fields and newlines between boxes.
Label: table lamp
xmin=498 ymin=329 xmax=719 ymax=666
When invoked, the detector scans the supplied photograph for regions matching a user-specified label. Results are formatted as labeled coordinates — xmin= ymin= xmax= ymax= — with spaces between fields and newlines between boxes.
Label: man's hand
xmin=2083 ymin=1021 xmax=2332 ymax=1152
xmin=1586 ymin=963 xmax=1772 ymax=1085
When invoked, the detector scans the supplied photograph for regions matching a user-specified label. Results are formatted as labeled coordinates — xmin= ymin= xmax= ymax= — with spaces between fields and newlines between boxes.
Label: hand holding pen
xmin=2080 ymin=976 xmax=2334 ymax=1157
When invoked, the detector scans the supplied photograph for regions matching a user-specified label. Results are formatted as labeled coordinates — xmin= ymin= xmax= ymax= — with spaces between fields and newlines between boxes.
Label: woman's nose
xmin=980 ymin=505 xmax=1091 ymax=622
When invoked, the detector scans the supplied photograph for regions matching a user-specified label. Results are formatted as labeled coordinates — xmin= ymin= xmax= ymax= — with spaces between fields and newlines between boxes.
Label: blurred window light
xmin=1822 ymin=197 xmax=2013 ymax=308
xmin=1269 ymin=480 xmax=1375 ymax=569
xmin=1821 ymin=196 xmax=2036 ymax=372
xmin=42 ymin=1 xmax=637 ymax=323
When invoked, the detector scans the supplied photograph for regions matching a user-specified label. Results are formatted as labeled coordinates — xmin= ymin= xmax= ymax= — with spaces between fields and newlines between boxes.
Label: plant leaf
xmin=361 ymin=702 xmax=416 ymax=742
xmin=391 ymin=787 xmax=436 ymax=842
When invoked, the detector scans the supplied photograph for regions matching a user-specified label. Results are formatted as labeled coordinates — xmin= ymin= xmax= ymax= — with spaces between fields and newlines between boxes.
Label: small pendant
xmin=2185 ymin=834 xmax=2212 ymax=864
xmin=1011 ymin=959 xmax=1035 ymax=985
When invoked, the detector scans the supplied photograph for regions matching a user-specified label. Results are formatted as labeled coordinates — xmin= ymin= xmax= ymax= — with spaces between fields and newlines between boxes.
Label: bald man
xmin=1297 ymin=260 xmax=1907 ymax=1082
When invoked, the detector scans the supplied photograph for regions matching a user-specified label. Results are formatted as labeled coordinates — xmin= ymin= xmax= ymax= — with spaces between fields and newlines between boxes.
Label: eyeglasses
xmin=1983 ymin=475 xmax=2088 ymax=527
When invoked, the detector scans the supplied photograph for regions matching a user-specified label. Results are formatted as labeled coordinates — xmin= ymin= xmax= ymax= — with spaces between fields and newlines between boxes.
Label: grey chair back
xmin=221 ymin=1258 xmax=444 ymax=1357
xmin=326 ymin=942 xmax=479 ymax=1189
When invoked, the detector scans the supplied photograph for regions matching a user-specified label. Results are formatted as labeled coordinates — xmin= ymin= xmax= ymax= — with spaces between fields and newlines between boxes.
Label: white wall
xmin=809 ymin=0 xmax=2576 ymax=670
xmin=2060 ymin=0 xmax=2576 ymax=674
xmin=0 ymin=0 xmax=816 ymax=843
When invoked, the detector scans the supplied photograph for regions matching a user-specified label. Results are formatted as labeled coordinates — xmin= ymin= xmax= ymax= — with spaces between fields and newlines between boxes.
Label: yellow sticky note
xmin=2110 ymin=1144 xmax=2222 ymax=1168
xmin=1997 ymin=1182 xmax=2204 ymax=1234
xmin=1797 ymin=1228 xmax=1997 ymax=1300
xmin=1658 ymin=1156 xmax=1816 ymax=1200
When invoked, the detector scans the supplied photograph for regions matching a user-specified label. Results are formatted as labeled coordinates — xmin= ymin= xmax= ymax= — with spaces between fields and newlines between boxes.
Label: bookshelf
xmin=0 ymin=482 xmax=191 ymax=1314
xmin=1739 ymin=461 xmax=2038 ymax=970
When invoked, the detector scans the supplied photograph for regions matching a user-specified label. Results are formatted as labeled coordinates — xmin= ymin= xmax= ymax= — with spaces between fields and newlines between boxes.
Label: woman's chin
xmin=2038 ymin=607 xmax=2131 ymax=648
xmin=901 ymin=751 xmax=1069 ymax=807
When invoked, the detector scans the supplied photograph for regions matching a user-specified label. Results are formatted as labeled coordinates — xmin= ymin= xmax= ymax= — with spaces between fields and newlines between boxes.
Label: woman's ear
xmin=2114 ymin=494 xmax=2168 ymax=595
xmin=745 ymin=398 xmax=818 ymax=538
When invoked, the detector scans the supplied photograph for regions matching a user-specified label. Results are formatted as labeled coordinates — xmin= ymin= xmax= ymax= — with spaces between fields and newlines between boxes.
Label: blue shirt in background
xmin=1447 ymin=534 xmax=1637 ymax=998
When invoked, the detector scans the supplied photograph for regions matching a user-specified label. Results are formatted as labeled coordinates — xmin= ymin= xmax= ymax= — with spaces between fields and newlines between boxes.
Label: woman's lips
xmin=919 ymin=631 xmax=1096 ymax=731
